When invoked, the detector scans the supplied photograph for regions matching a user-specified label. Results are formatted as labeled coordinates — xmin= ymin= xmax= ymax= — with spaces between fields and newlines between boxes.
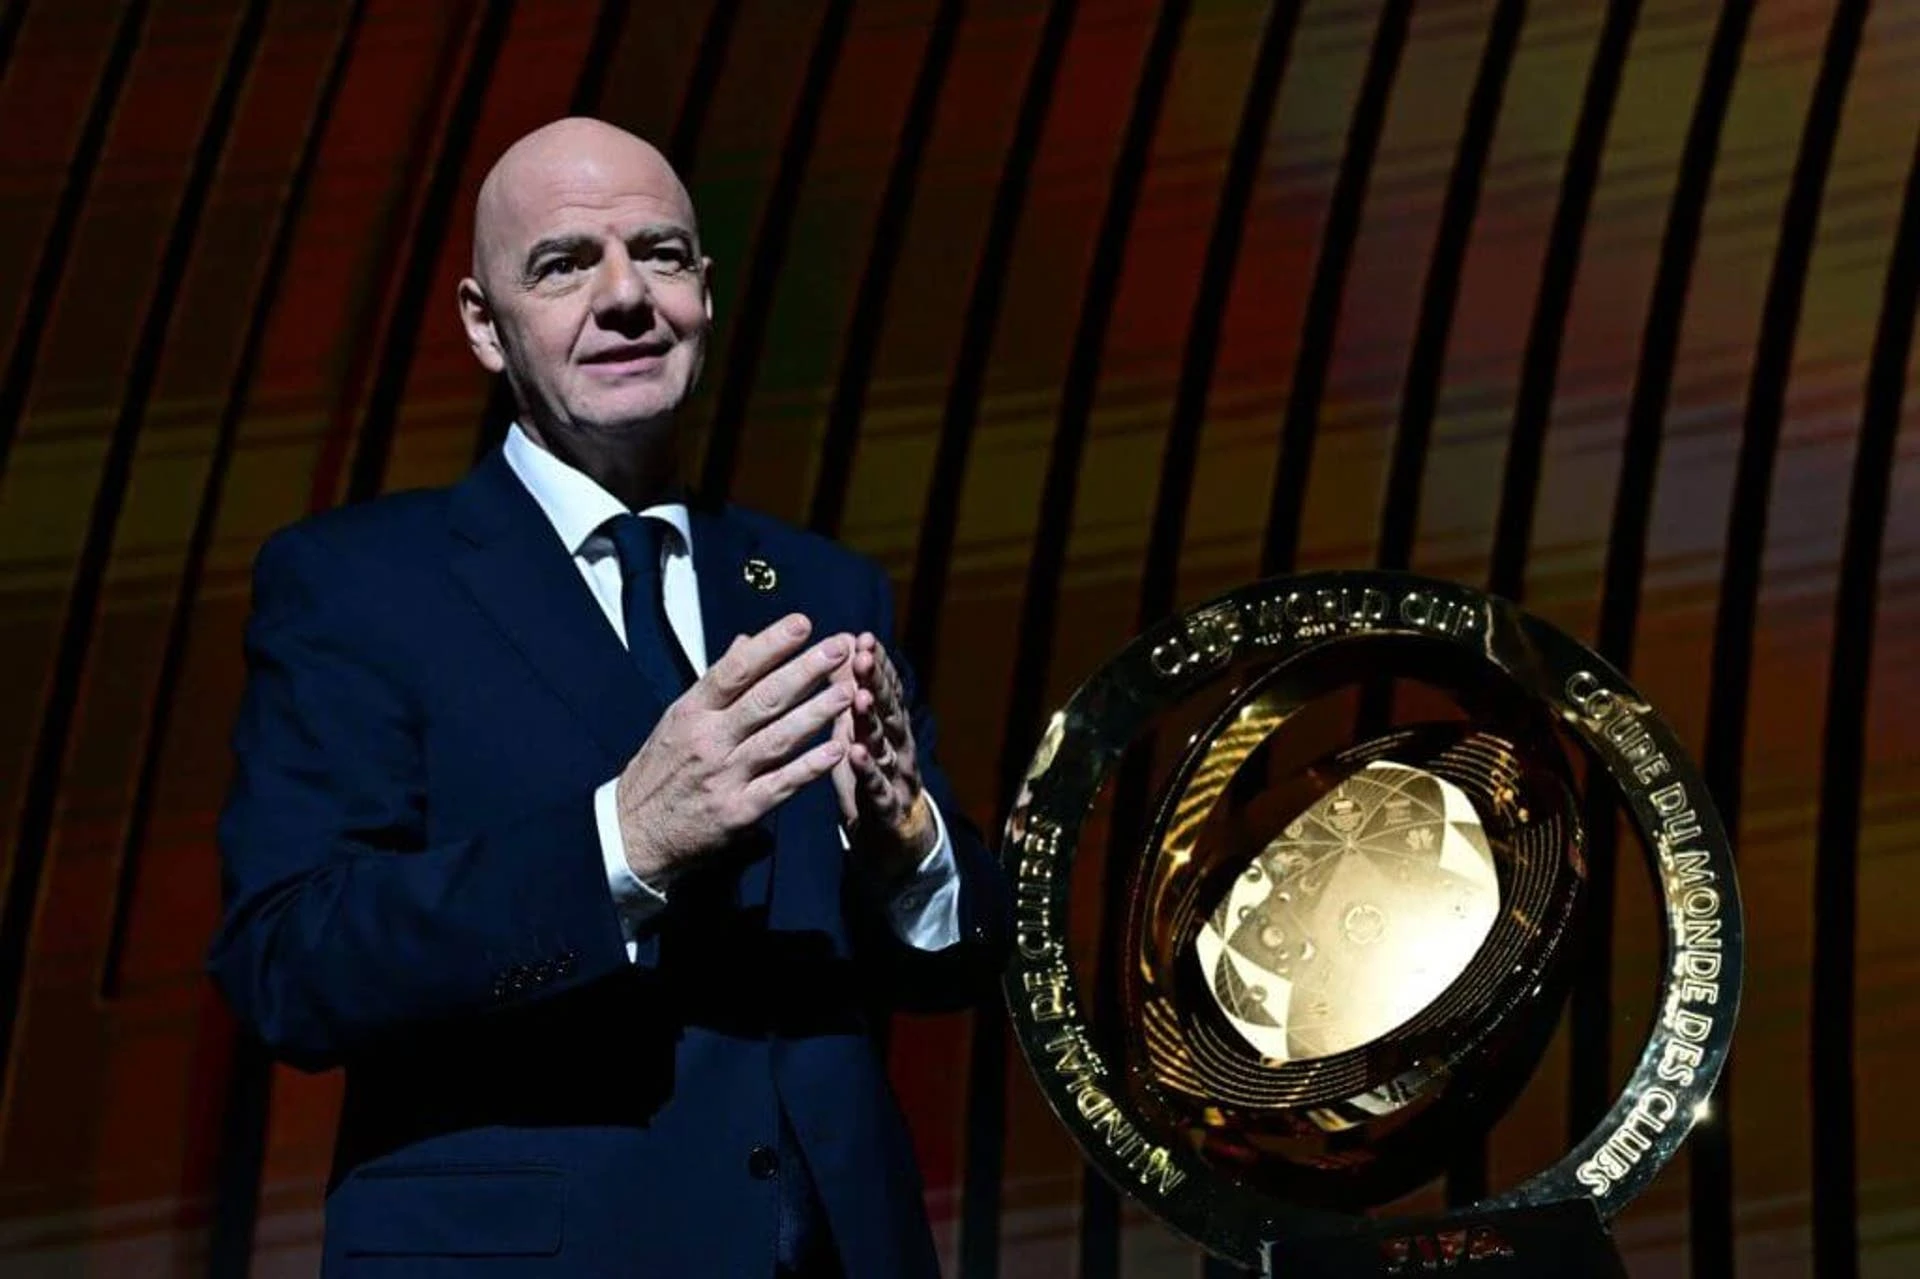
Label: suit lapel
xmin=447 ymin=464 xmax=831 ymax=922
xmin=686 ymin=505 xmax=786 ymax=665
xmin=688 ymin=506 xmax=814 ymax=914
xmin=448 ymin=450 xmax=663 ymax=769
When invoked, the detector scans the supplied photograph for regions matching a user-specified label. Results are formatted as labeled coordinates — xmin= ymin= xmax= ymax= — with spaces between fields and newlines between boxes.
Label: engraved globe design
xmin=1193 ymin=761 xmax=1500 ymax=1064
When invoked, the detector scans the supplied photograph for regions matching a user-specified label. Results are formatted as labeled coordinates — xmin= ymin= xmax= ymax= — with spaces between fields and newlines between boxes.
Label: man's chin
xmin=569 ymin=403 xmax=685 ymax=440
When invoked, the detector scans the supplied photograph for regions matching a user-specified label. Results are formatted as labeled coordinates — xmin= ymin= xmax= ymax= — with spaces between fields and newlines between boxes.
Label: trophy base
xmin=1261 ymin=1198 xmax=1626 ymax=1278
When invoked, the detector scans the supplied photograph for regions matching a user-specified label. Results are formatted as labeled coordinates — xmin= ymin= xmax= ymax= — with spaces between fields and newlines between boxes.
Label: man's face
xmin=461 ymin=132 xmax=712 ymax=442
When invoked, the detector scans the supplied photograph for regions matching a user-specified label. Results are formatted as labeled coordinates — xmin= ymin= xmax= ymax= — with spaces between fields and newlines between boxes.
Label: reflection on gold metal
xmin=1193 ymin=762 xmax=1499 ymax=1064
xmin=1122 ymin=655 xmax=1588 ymax=1178
xmin=1000 ymin=572 xmax=1745 ymax=1266
xmin=1140 ymin=692 xmax=1291 ymax=948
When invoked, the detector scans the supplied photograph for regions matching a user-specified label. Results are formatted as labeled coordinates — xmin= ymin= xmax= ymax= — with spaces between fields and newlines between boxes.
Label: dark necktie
xmin=605 ymin=515 xmax=835 ymax=1274
xmin=604 ymin=513 xmax=696 ymax=701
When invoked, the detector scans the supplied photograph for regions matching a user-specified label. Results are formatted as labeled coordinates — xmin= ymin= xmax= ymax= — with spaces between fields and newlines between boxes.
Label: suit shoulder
xmin=262 ymin=486 xmax=452 ymax=563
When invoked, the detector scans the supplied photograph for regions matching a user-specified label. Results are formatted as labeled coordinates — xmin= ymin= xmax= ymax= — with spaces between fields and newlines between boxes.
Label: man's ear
xmin=458 ymin=277 xmax=505 ymax=373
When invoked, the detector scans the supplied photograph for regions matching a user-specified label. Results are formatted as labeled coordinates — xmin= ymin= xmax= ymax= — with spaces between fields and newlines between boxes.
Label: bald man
xmin=210 ymin=118 xmax=1008 ymax=1278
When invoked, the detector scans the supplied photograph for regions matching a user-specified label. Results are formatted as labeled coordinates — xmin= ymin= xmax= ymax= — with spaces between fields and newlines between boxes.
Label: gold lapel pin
xmin=742 ymin=557 xmax=777 ymax=593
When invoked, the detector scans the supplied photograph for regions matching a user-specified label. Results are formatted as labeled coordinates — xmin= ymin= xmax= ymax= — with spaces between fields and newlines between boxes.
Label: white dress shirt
xmin=502 ymin=425 xmax=962 ymax=957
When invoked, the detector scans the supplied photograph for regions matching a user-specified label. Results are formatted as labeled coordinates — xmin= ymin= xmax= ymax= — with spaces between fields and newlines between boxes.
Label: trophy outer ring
xmin=999 ymin=570 xmax=1745 ymax=1265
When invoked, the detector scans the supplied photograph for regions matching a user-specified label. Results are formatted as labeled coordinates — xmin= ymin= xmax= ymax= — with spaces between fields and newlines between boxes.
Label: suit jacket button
xmin=746 ymin=1144 xmax=779 ymax=1180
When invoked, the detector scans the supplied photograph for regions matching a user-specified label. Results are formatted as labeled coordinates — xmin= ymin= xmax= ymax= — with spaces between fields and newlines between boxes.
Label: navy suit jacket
xmin=209 ymin=448 xmax=1009 ymax=1277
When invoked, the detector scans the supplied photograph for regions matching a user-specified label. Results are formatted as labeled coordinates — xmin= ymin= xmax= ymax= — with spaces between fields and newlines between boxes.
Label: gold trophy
xmin=1003 ymin=573 xmax=1740 ymax=1276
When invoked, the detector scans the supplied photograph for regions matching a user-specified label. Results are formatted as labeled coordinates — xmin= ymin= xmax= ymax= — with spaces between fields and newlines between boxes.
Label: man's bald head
xmin=457 ymin=118 xmax=713 ymax=490
xmin=471 ymin=117 xmax=698 ymax=283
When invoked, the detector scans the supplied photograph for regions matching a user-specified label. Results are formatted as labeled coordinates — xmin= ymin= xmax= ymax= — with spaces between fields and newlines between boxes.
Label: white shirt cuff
xmin=853 ymin=799 xmax=963 ymax=951
xmin=598 ymin=776 xmax=963 ymax=957
xmin=595 ymin=776 xmax=668 ymax=958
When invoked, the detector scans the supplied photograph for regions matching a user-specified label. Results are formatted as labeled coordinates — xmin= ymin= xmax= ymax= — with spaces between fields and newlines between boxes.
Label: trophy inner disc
xmin=1193 ymin=761 xmax=1500 ymax=1064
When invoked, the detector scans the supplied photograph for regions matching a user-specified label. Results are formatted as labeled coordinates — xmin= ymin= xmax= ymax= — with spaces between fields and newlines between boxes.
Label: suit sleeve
xmin=207 ymin=525 xmax=632 ymax=1071
xmin=851 ymin=563 xmax=1012 ymax=1013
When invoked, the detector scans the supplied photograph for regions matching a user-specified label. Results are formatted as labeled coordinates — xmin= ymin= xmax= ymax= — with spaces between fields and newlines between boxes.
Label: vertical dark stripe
xmin=473 ymin=0 xmax=635 ymax=459
xmin=1375 ymin=0 xmax=1524 ymax=575
xmin=903 ymin=0 xmax=1076 ymax=688
xmin=904 ymin=9 xmax=1078 ymax=1276
xmin=565 ymin=0 xmax=629 ymax=119
xmin=1171 ymin=20 xmax=1304 ymax=1279
xmin=665 ymin=0 xmax=744 ymax=180
xmin=197 ymin=7 xmax=464 ymax=1272
xmin=1569 ymin=0 xmax=1752 ymax=1149
xmin=958 ymin=4 xmax=1194 ymax=1275
xmin=1142 ymin=2 xmax=1299 ymax=636
xmin=0 ymin=0 xmax=31 ymax=90
xmin=1367 ymin=0 xmax=1526 ymax=1208
xmin=806 ymin=0 xmax=967 ymax=538
xmin=0 ymin=0 xmax=267 ymax=1106
xmin=798 ymin=0 xmax=966 ymax=1073
xmin=194 ymin=9 xmax=372 ymax=1273
xmin=1260 ymin=0 xmax=1412 ymax=576
xmin=1811 ymin=124 xmax=1920 ymax=1279
xmin=0 ymin=0 xmax=152 ymax=483
xmin=1694 ymin=3 xmax=1866 ymax=1271
xmin=344 ymin=0 xmax=515 ymax=503
xmin=304 ymin=0 xmax=481 ymax=509
xmin=697 ymin=0 xmax=855 ymax=502
xmin=1486 ymin=0 xmax=1639 ymax=601
xmin=102 ymin=0 xmax=371 ymax=1003
xmin=204 ymin=1030 xmax=276 ymax=1279
xmin=1128 ymin=10 xmax=1305 ymax=1274
xmin=1257 ymin=0 xmax=1411 ymax=962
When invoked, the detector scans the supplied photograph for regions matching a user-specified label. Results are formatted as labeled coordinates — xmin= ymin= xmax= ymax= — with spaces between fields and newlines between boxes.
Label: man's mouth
xmin=581 ymin=342 xmax=672 ymax=375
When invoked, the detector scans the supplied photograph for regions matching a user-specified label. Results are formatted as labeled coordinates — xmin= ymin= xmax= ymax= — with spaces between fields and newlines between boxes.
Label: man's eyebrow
xmin=626 ymin=222 xmax=697 ymax=247
xmin=519 ymin=224 xmax=697 ymax=273
xmin=521 ymin=233 xmax=595 ymax=272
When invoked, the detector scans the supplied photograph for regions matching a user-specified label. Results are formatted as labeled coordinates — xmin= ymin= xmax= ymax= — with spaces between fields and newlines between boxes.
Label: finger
xmin=742 ymin=738 xmax=847 ymax=818
xmin=832 ymin=776 xmax=858 ymax=827
xmin=696 ymin=614 xmax=814 ymax=708
xmin=722 ymin=632 xmax=854 ymax=739
xmin=733 ymin=679 xmax=855 ymax=775
xmin=855 ymin=697 xmax=889 ymax=757
xmin=848 ymin=743 xmax=896 ymax=806
xmin=865 ymin=645 xmax=912 ymax=739
xmin=877 ymin=644 xmax=909 ymax=712
xmin=829 ymin=737 xmax=858 ymax=825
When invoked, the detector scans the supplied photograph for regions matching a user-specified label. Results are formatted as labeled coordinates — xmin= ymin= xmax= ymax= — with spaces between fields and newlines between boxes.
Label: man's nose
xmin=590 ymin=250 xmax=652 ymax=320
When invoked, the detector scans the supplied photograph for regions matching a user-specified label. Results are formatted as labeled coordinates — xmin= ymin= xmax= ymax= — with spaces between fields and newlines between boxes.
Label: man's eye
xmin=647 ymin=247 xmax=691 ymax=272
xmin=537 ymin=257 xmax=581 ymax=279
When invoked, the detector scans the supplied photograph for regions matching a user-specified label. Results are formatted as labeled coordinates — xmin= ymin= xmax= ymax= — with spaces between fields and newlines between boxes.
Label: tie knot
xmin=604 ymin=513 xmax=670 ymax=583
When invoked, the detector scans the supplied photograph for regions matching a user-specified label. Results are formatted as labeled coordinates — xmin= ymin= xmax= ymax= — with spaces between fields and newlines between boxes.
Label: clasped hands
xmin=615 ymin=614 xmax=935 ymax=892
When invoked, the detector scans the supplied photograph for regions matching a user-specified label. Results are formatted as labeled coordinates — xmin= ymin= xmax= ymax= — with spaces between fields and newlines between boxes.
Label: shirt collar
xmin=502 ymin=422 xmax=692 ymax=556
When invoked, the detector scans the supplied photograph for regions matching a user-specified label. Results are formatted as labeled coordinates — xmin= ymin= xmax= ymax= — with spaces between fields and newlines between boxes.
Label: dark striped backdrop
xmin=0 ymin=0 xmax=1914 ymax=1275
